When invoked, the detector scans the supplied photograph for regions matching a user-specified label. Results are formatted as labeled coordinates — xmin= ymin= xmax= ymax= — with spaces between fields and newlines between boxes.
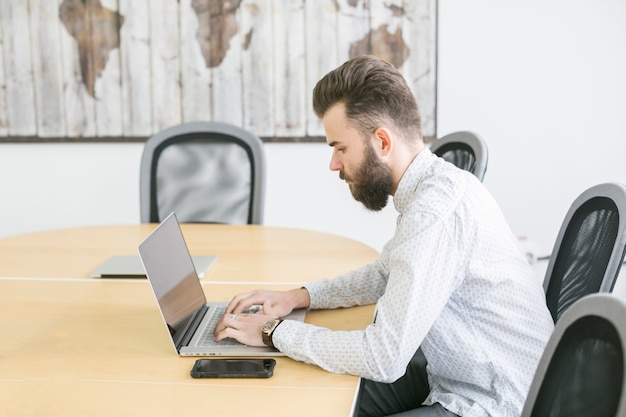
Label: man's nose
xmin=329 ymin=155 xmax=342 ymax=172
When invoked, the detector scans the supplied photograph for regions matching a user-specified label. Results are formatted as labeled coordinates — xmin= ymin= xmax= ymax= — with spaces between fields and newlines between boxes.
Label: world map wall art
xmin=0 ymin=0 xmax=437 ymax=142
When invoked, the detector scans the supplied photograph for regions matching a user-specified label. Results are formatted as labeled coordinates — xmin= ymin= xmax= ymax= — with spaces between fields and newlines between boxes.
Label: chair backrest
xmin=429 ymin=131 xmax=488 ymax=181
xmin=139 ymin=121 xmax=266 ymax=225
xmin=544 ymin=182 xmax=626 ymax=322
xmin=521 ymin=293 xmax=626 ymax=417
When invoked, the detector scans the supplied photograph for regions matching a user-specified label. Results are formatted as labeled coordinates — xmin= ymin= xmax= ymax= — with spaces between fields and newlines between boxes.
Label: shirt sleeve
xmin=303 ymin=259 xmax=388 ymax=309
xmin=274 ymin=212 xmax=463 ymax=383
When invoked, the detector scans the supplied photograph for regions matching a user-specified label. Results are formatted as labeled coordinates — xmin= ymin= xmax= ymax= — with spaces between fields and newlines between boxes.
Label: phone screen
xmin=190 ymin=358 xmax=276 ymax=378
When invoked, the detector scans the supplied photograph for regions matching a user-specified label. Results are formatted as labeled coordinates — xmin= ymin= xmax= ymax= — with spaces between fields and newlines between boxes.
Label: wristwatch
xmin=262 ymin=318 xmax=283 ymax=348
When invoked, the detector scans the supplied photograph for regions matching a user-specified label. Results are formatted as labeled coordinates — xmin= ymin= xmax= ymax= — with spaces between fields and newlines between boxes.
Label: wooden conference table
xmin=0 ymin=224 xmax=379 ymax=417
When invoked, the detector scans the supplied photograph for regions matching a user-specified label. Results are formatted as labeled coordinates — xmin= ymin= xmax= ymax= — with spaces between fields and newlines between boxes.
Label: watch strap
xmin=262 ymin=319 xmax=283 ymax=348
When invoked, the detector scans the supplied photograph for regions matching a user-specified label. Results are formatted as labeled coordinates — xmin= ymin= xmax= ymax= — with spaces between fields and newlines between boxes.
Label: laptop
xmin=90 ymin=255 xmax=217 ymax=278
xmin=138 ymin=212 xmax=306 ymax=356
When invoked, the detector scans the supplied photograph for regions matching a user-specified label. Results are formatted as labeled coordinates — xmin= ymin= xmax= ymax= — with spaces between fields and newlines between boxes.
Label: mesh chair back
xmin=140 ymin=122 xmax=266 ymax=225
xmin=522 ymin=294 xmax=626 ymax=417
xmin=544 ymin=183 xmax=626 ymax=322
xmin=430 ymin=131 xmax=488 ymax=181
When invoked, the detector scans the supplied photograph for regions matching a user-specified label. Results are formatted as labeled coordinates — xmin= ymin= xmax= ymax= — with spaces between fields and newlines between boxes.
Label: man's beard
xmin=341 ymin=144 xmax=394 ymax=211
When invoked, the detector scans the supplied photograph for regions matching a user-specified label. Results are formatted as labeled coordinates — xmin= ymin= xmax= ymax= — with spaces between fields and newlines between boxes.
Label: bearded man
xmin=215 ymin=55 xmax=553 ymax=417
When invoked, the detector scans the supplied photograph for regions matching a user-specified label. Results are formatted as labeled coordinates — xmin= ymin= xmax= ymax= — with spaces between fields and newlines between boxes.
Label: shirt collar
xmin=393 ymin=147 xmax=436 ymax=214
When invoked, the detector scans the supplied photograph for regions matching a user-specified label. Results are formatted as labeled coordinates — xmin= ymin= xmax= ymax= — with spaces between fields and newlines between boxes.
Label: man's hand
xmin=214 ymin=299 xmax=278 ymax=346
xmin=213 ymin=288 xmax=310 ymax=346
xmin=225 ymin=287 xmax=310 ymax=318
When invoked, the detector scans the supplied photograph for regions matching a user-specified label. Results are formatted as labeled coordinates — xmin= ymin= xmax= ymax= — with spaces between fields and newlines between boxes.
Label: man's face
xmin=323 ymin=103 xmax=393 ymax=211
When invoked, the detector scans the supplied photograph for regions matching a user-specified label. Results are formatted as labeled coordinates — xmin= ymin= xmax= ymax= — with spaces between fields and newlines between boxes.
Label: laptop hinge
xmin=178 ymin=304 xmax=209 ymax=350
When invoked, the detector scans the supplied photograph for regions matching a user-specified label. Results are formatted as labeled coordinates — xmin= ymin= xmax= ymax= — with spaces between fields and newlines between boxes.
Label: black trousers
xmin=357 ymin=349 xmax=459 ymax=417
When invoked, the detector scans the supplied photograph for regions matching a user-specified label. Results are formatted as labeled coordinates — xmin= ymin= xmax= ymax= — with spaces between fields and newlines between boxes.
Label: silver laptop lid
xmin=138 ymin=213 xmax=207 ymax=349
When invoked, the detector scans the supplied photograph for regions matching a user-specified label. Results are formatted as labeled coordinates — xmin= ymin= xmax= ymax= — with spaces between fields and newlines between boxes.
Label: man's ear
xmin=373 ymin=127 xmax=393 ymax=157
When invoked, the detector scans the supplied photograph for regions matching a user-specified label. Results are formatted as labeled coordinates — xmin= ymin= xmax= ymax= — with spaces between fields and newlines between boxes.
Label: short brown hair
xmin=312 ymin=55 xmax=422 ymax=142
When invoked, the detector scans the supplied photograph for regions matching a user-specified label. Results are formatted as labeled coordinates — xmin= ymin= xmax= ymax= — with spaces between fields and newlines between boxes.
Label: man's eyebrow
xmin=328 ymin=140 xmax=341 ymax=147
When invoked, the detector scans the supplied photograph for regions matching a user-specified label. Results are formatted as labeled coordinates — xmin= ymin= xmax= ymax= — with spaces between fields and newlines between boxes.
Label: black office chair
xmin=543 ymin=182 xmax=626 ymax=322
xmin=139 ymin=121 xmax=266 ymax=225
xmin=430 ymin=131 xmax=488 ymax=181
xmin=521 ymin=293 xmax=626 ymax=417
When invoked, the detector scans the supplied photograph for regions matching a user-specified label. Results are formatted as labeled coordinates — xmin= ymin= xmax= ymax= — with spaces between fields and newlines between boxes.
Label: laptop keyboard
xmin=196 ymin=305 xmax=240 ymax=347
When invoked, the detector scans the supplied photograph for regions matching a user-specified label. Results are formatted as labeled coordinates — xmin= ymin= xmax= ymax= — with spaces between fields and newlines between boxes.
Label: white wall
xmin=437 ymin=0 xmax=626 ymax=257
xmin=1 ymin=0 xmax=625 ymax=262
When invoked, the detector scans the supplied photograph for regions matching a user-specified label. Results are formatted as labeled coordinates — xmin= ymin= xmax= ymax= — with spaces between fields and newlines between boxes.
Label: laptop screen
xmin=138 ymin=213 xmax=207 ymax=345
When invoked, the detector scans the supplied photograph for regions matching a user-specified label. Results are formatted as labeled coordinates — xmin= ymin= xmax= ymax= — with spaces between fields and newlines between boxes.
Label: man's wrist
xmin=262 ymin=318 xmax=283 ymax=348
xmin=294 ymin=287 xmax=311 ymax=309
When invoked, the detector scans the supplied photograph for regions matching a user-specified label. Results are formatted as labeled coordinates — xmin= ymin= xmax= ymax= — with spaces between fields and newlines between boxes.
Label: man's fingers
xmin=262 ymin=299 xmax=277 ymax=317
xmin=215 ymin=315 xmax=243 ymax=340
xmin=215 ymin=326 xmax=238 ymax=342
xmin=226 ymin=292 xmax=265 ymax=314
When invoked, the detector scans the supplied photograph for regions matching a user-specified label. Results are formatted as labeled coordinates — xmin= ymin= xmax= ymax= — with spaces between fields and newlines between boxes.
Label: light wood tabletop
xmin=0 ymin=225 xmax=379 ymax=417
xmin=0 ymin=223 xmax=378 ymax=280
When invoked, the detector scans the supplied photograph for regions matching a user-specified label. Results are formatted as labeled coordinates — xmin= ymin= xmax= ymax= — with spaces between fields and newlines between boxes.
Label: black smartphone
xmin=190 ymin=358 xmax=276 ymax=378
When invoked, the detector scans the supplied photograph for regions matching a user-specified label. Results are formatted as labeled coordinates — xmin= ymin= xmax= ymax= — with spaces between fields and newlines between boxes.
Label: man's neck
xmin=389 ymin=141 xmax=424 ymax=195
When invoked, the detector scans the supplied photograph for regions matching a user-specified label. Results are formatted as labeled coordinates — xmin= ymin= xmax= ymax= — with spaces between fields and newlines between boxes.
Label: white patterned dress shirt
xmin=273 ymin=148 xmax=554 ymax=417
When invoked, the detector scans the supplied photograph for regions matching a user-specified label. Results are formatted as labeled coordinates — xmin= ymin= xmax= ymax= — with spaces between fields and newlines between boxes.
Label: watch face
xmin=263 ymin=319 xmax=278 ymax=333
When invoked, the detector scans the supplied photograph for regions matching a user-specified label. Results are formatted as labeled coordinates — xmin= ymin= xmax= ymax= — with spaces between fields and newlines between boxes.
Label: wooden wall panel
xmin=242 ymin=0 xmax=274 ymax=137
xmin=91 ymin=0 xmax=123 ymax=136
xmin=29 ymin=0 xmax=66 ymax=137
xmin=0 ymin=21 xmax=7 ymax=137
xmin=0 ymin=0 xmax=437 ymax=142
xmin=304 ymin=0 xmax=339 ymax=138
xmin=272 ymin=0 xmax=306 ymax=138
xmin=149 ymin=0 xmax=182 ymax=132
xmin=180 ymin=0 xmax=212 ymax=124
xmin=119 ymin=0 xmax=152 ymax=136
xmin=403 ymin=0 xmax=438 ymax=137
xmin=210 ymin=0 xmax=244 ymax=127
xmin=1 ymin=0 xmax=37 ymax=136
xmin=59 ymin=0 xmax=97 ymax=137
